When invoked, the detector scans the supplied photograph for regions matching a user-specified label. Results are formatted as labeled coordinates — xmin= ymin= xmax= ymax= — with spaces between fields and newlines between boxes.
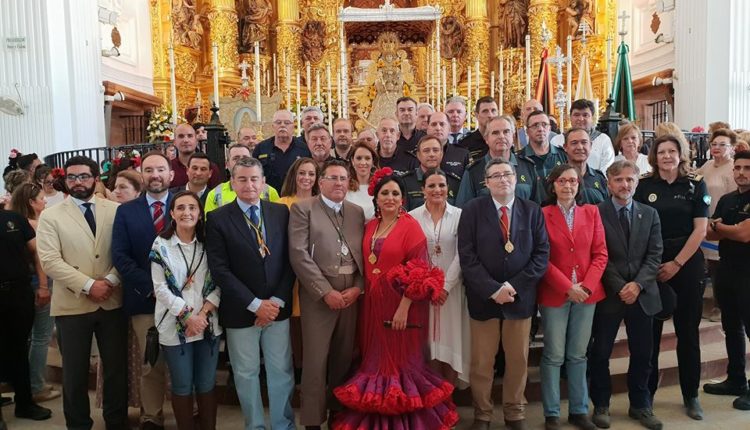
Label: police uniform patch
xmin=520 ymin=175 xmax=526 ymax=182
xmin=703 ymin=195 xmax=712 ymax=206
xmin=594 ymin=181 xmax=600 ymax=189
xmin=6 ymin=221 xmax=15 ymax=230
xmin=648 ymin=193 xmax=657 ymax=202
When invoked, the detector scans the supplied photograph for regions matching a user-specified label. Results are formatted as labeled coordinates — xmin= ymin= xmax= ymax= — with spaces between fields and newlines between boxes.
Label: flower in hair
xmin=9 ymin=149 xmax=20 ymax=159
xmin=50 ymin=168 xmax=65 ymax=179
xmin=368 ymin=167 xmax=394 ymax=196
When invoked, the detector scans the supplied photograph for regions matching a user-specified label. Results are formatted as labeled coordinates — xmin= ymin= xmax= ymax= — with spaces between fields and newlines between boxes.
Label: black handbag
xmin=144 ymin=311 xmax=169 ymax=366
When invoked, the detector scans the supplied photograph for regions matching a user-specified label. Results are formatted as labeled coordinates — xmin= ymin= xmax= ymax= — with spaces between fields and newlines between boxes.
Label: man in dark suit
xmin=206 ymin=156 xmax=296 ymax=430
xmin=289 ymin=160 xmax=365 ymax=429
xmin=458 ymin=158 xmax=549 ymax=430
xmin=112 ymin=150 xmax=173 ymax=430
xmin=590 ymin=159 xmax=664 ymax=430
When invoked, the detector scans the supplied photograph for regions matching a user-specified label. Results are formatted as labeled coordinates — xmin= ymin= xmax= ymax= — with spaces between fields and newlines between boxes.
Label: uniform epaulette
xmin=465 ymin=158 xmax=484 ymax=170
xmin=640 ymin=172 xmax=654 ymax=179
xmin=446 ymin=171 xmax=462 ymax=181
xmin=688 ymin=172 xmax=704 ymax=182
xmin=398 ymin=169 xmax=415 ymax=178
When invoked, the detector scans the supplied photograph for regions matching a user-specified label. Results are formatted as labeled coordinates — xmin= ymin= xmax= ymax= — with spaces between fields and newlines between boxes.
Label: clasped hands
xmin=567 ymin=283 xmax=590 ymax=304
xmin=185 ymin=311 xmax=209 ymax=337
xmin=255 ymin=300 xmax=281 ymax=328
xmin=618 ymin=281 xmax=641 ymax=305
xmin=88 ymin=278 xmax=118 ymax=303
xmin=323 ymin=287 xmax=361 ymax=310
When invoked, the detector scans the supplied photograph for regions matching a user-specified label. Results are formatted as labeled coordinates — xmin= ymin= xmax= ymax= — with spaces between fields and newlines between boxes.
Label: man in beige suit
xmin=36 ymin=156 xmax=128 ymax=430
xmin=289 ymin=159 xmax=365 ymax=430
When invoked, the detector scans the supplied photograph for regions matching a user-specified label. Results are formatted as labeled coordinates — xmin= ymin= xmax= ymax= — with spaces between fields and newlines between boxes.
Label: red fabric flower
xmin=387 ymin=259 xmax=445 ymax=304
xmin=368 ymin=167 xmax=394 ymax=196
xmin=50 ymin=168 xmax=65 ymax=179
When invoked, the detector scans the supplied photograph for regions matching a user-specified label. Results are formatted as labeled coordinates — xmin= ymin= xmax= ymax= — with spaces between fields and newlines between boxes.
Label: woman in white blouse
xmin=614 ymin=123 xmax=652 ymax=175
xmin=409 ymin=168 xmax=470 ymax=387
xmin=345 ymin=142 xmax=378 ymax=221
xmin=150 ymin=191 xmax=221 ymax=430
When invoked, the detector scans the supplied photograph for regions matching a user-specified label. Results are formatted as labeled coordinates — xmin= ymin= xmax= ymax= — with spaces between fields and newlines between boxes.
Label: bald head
xmin=237 ymin=127 xmax=258 ymax=151
xmin=522 ymin=99 xmax=544 ymax=123
xmin=174 ymin=123 xmax=198 ymax=156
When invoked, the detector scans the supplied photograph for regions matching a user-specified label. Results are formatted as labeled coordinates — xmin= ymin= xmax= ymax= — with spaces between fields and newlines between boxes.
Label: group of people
xmin=1 ymin=94 xmax=749 ymax=430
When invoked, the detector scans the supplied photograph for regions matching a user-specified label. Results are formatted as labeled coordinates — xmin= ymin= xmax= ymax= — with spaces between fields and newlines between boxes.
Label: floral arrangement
xmin=691 ymin=126 xmax=705 ymax=133
xmin=368 ymin=167 xmax=393 ymax=196
xmin=147 ymin=105 xmax=184 ymax=143
xmin=113 ymin=149 xmax=142 ymax=168
xmin=387 ymin=259 xmax=445 ymax=304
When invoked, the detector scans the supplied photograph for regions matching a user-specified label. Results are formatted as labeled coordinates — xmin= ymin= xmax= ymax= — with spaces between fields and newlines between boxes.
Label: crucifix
xmin=618 ymin=10 xmax=631 ymax=42
xmin=239 ymin=60 xmax=251 ymax=88
xmin=578 ymin=20 xmax=592 ymax=45
xmin=546 ymin=45 xmax=571 ymax=132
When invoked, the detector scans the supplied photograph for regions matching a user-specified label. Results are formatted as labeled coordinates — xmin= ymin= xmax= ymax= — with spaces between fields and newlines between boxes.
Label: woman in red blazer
xmin=538 ymin=164 xmax=608 ymax=430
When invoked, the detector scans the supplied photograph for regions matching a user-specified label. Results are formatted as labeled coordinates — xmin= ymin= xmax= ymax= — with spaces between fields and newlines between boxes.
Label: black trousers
xmin=56 ymin=308 xmax=128 ymax=430
xmin=715 ymin=261 xmax=750 ymax=384
xmin=590 ymin=303 xmax=654 ymax=409
xmin=0 ymin=280 xmax=35 ymax=410
xmin=648 ymin=248 xmax=705 ymax=399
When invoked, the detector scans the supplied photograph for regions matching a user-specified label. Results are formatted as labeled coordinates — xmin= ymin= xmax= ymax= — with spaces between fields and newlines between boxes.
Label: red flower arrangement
xmin=368 ymin=167 xmax=394 ymax=196
xmin=386 ymin=259 xmax=444 ymax=304
xmin=691 ymin=126 xmax=705 ymax=133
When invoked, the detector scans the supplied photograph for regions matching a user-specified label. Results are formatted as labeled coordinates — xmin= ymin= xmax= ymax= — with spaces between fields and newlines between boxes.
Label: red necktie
xmin=153 ymin=201 xmax=165 ymax=233
xmin=500 ymin=206 xmax=509 ymax=242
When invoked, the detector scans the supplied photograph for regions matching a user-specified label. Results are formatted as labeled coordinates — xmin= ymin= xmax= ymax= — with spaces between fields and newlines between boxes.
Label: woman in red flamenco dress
xmin=332 ymin=169 xmax=459 ymax=430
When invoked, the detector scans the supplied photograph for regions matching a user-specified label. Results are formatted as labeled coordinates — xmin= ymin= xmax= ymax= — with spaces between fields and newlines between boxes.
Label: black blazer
xmin=206 ymin=199 xmax=294 ymax=328
xmin=458 ymin=195 xmax=549 ymax=320
xmin=597 ymin=199 xmax=663 ymax=316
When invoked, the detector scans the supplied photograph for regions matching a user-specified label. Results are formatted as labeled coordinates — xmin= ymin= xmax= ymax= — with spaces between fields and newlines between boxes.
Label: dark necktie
xmin=451 ymin=133 xmax=460 ymax=144
xmin=152 ymin=201 xmax=165 ymax=233
xmin=249 ymin=205 xmax=260 ymax=226
xmin=619 ymin=206 xmax=630 ymax=241
xmin=82 ymin=202 xmax=96 ymax=235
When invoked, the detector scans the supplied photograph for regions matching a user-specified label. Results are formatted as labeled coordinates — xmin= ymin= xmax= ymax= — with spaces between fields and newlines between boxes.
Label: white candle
xmin=499 ymin=58 xmax=504 ymax=113
xmin=451 ymin=58 xmax=457 ymax=96
xmin=168 ymin=42 xmax=178 ymax=124
xmin=337 ymin=70 xmax=342 ymax=117
xmin=316 ymin=68 xmax=321 ymax=104
xmin=254 ymin=42 xmax=262 ymax=123
xmin=442 ymin=66 xmax=447 ymax=105
xmin=266 ymin=68 xmax=270 ymax=97
xmin=467 ymin=66 xmax=472 ymax=128
xmin=326 ymin=62 xmax=332 ymax=132
xmin=525 ymin=34 xmax=531 ymax=99
xmin=296 ymin=71 xmax=301 ymax=134
xmin=339 ymin=22 xmax=348 ymax=119
xmin=490 ymin=71 xmax=495 ymax=100
xmin=606 ymin=35 xmax=613 ymax=98
xmin=273 ymin=53 xmax=278 ymax=92
xmin=566 ymin=35 xmax=573 ymax=109
xmin=475 ymin=60 xmax=480 ymax=99
xmin=306 ymin=62 xmax=312 ymax=106
xmin=426 ymin=48 xmax=432 ymax=106
xmin=212 ymin=42 xmax=219 ymax=108
xmin=285 ymin=62 xmax=291 ymax=110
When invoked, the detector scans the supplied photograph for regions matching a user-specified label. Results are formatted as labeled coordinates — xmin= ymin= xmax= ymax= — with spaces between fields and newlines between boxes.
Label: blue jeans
xmin=540 ymin=302 xmax=596 ymax=417
xmin=226 ymin=320 xmax=295 ymax=430
xmin=162 ymin=337 xmax=219 ymax=396
xmin=29 ymin=275 xmax=53 ymax=394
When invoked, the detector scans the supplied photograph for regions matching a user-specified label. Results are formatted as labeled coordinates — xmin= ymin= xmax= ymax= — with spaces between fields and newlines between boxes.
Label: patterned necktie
xmin=153 ymin=201 xmax=165 ymax=233
xmin=619 ymin=206 xmax=630 ymax=241
xmin=500 ymin=206 xmax=509 ymax=242
xmin=82 ymin=203 xmax=96 ymax=235
xmin=249 ymin=205 xmax=260 ymax=226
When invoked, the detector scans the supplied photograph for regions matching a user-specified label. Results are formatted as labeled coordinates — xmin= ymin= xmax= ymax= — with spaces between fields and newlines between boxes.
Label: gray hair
xmin=302 ymin=106 xmax=324 ymax=118
xmin=606 ymin=159 xmax=640 ymax=178
xmin=307 ymin=122 xmax=331 ymax=137
xmin=483 ymin=116 xmax=516 ymax=138
xmin=417 ymin=103 xmax=435 ymax=112
xmin=231 ymin=156 xmax=264 ymax=178
xmin=445 ymin=96 xmax=467 ymax=108
xmin=484 ymin=158 xmax=515 ymax=178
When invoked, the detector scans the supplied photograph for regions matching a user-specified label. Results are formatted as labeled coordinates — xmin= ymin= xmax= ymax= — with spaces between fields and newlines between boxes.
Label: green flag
xmin=611 ymin=41 xmax=636 ymax=121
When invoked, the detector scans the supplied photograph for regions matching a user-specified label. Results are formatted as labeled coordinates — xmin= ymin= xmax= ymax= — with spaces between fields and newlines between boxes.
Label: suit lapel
xmin=601 ymin=200 xmax=628 ymax=248
xmin=549 ymin=206 xmax=574 ymax=244
xmin=629 ymin=201 xmax=646 ymax=251
xmin=228 ymin=201 xmax=262 ymax=258
xmin=483 ymin=197 xmax=505 ymax=246
xmin=64 ymin=198 xmax=95 ymax=242
xmin=260 ymin=200 xmax=279 ymax=253
xmin=138 ymin=195 xmax=156 ymax=234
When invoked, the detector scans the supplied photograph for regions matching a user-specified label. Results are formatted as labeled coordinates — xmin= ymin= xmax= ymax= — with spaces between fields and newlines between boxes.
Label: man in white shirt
xmin=551 ymin=99 xmax=615 ymax=172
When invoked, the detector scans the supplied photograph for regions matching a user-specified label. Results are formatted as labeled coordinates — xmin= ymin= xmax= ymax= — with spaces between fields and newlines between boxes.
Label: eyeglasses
xmin=528 ymin=122 xmax=550 ymax=130
xmin=555 ymin=178 xmax=579 ymax=186
xmin=321 ymin=175 xmax=348 ymax=183
xmin=486 ymin=172 xmax=515 ymax=181
xmin=65 ymin=174 xmax=94 ymax=183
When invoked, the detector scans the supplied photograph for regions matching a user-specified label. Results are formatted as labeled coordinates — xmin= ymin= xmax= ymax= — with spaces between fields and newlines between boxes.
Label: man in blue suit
xmin=112 ymin=151 xmax=173 ymax=430
xmin=458 ymin=158 xmax=549 ymax=430
xmin=205 ymin=156 xmax=295 ymax=430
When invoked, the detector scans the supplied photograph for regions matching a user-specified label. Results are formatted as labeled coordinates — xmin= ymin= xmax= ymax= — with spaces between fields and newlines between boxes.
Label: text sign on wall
xmin=6 ymin=37 xmax=26 ymax=49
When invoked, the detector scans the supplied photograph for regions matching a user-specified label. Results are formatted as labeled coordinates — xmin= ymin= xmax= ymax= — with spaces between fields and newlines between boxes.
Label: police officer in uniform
xmin=459 ymin=96 xmax=499 ymax=160
xmin=376 ymin=116 xmax=418 ymax=176
xmin=562 ymin=127 xmax=609 ymax=204
xmin=401 ymin=135 xmax=461 ymax=210
xmin=519 ymin=110 xmax=567 ymax=202
xmin=457 ymin=116 xmax=538 ymax=206
xmin=634 ymin=135 xmax=709 ymax=420
xmin=426 ymin=111 xmax=471 ymax=178
xmin=702 ymin=150 xmax=750 ymax=410
xmin=253 ymin=109 xmax=312 ymax=190
xmin=395 ymin=96 xmax=425 ymax=154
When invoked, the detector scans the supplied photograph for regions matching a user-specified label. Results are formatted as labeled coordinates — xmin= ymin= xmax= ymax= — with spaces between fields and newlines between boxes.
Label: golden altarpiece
xmin=150 ymin=0 xmax=618 ymax=138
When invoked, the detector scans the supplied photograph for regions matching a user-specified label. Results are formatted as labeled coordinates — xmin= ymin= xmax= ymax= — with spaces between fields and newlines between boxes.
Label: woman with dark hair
xmin=150 ymin=191 xmax=221 ymax=430
xmin=409 ymin=168 xmax=470 ymax=388
xmin=537 ymin=164 xmax=608 ymax=430
xmin=333 ymin=168 xmax=458 ymax=429
xmin=9 ymin=183 xmax=60 ymax=403
xmin=634 ymin=134 xmax=709 ymax=420
xmin=346 ymin=142 xmax=379 ymax=220
xmin=33 ymin=166 xmax=66 ymax=207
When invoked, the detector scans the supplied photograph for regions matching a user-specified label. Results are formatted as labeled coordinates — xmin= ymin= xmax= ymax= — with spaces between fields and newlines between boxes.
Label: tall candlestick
xmin=266 ymin=68 xmax=270 ymax=97
xmin=326 ymin=62 xmax=332 ymax=132
xmin=606 ymin=35 xmax=613 ymax=97
xmin=316 ymin=68 xmax=321 ymax=104
xmin=339 ymin=22 xmax=348 ymax=119
xmin=525 ymin=34 xmax=531 ymax=99
xmin=306 ymin=62 xmax=312 ymax=106
xmin=490 ymin=71 xmax=495 ymax=100
xmin=426 ymin=48 xmax=432 ymax=106
xmin=451 ymin=58 xmax=457 ymax=96
xmin=499 ymin=57 xmax=504 ymax=113
xmin=475 ymin=60 xmax=480 ymax=99
xmin=296 ymin=71 xmax=301 ymax=134
xmin=337 ymin=70 xmax=342 ymax=117
xmin=168 ymin=41 xmax=178 ymax=124
xmin=285 ymin=62 xmax=291 ymax=109
xmin=212 ymin=42 xmax=219 ymax=109
xmin=435 ymin=19 xmax=441 ymax=110
xmin=442 ymin=66 xmax=447 ymax=105
xmin=254 ymin=42 xmax=262 ymax=123
xmin=467 ymin=66 xmax=472 ymax=128
xmin=273 ymin=53 xmax=278 ymax=92
xmin=567 ymin=35 xmax=573 ymax=110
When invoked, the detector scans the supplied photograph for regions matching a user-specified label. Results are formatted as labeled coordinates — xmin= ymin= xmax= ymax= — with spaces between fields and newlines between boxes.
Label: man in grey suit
xmin=589 ymin=160 xmax=664 ymax=430
xmin=288 ymin=159 xmax=365 ymax=430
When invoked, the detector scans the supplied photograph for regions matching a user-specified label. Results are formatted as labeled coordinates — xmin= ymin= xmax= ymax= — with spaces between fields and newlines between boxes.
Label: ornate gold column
xmin=150 ymin=0 xmax=168 ymax=105
xmin=209 ymin=0 xmax=240 ymax=87
xmin=465 ymin=0 xmax=490 ymax=97
xmin=528 ymin=0 xmax=558 ymax=93
xmin=277 ymin=0 xmax=302 ymax=91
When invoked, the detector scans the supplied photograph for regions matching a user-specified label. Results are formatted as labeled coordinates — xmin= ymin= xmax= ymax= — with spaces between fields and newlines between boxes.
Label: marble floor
xmin=3 ymin=378 xmax=748 ymax=429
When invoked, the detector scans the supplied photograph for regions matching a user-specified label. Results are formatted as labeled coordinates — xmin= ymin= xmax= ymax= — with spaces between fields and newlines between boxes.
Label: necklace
xmin=426 ymin=204 xmax=446 ymax=257
xmin=368 ymin=215 xmax=399 ymax=264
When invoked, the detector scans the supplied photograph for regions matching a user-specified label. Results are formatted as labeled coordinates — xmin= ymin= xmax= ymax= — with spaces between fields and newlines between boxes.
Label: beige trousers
xmin=131 ymin=313 xmax=167 ymax=425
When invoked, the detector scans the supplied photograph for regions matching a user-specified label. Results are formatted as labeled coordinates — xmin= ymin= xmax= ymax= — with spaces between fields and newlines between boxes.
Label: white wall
xmin=728 ymin=0 xmax=750 ymax=128
xmin=620 ymin=0 xmax=676 ymax=81
xmin=100 ymin=0 xmax=154 ymax=95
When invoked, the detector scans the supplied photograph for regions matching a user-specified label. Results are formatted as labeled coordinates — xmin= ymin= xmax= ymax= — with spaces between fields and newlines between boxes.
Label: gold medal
xmin=504 ymin=241 xmax=514 ymax=253
xmin=368 ymin=253 xmax=377 ymax=264
xmin=434 ymin=244 xmax=442 ymax=256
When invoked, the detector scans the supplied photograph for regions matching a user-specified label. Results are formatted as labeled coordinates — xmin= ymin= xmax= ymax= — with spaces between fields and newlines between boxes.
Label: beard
xmin=147 ymin=179 xmax=169 ymax=194
xmin=67 ymin=183 xmax=96 ymax=200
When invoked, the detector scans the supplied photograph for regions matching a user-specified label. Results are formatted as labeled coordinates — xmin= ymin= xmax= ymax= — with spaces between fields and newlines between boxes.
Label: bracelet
xmin=672 ymin=259 xmax=684 ymax=268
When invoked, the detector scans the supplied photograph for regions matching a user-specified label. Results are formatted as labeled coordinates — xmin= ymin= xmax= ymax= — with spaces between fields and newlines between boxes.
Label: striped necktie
xmin=152 ymin=201 xmax=165 ymax=233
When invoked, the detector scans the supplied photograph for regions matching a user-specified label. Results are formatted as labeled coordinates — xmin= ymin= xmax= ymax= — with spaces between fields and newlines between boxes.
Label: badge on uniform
xmin=703 ymin=195 xmax=712 ymax=205
xmin=6 ymin=221 xmax=15 ymax=230
xmin=648 ymin=193 xmax=658 ymax=202
xmin=520 ymin=175 xmax=526 ymax=182
xmin=594 ymin=181 xmax=600 ymax=189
